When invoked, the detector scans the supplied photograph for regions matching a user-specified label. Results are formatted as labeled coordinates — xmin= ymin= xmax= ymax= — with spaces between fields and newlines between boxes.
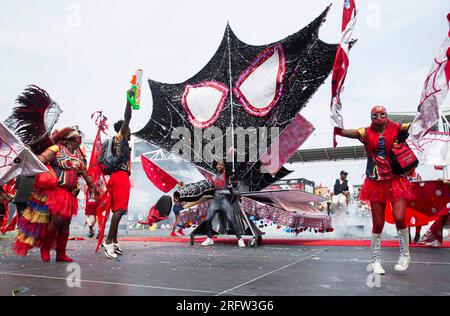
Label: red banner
xmin=330 ymin=0 xmax=358 ymax=147
xmin=141 ymin=155 xmax=178 ymax=193
xmin=385 ymin=180 xmax=450 ymax=227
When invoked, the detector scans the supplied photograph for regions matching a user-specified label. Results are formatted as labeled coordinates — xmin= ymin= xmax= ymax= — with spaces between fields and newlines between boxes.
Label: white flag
xmin=409 ymin=14 xmax=450 ymax=144
xmin=408 ymin=132 xmax=450 ymax=166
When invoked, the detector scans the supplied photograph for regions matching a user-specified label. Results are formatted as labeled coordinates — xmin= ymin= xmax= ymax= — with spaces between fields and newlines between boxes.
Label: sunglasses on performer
xmin=371 ymin=112 xmax=387 ymax=119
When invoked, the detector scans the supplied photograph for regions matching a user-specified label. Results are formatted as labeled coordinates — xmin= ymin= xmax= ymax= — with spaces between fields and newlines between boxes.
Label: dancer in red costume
xmin=14 ymin=127 xmax=100 ymax=262
xmin=336 ymin=106 xmax=415 ymax=274
xmin=85 ymin=180 xmax=105 ymax=238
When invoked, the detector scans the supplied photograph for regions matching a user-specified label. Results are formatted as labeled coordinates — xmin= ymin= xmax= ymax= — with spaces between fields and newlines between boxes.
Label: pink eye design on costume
xmin=233 ymin=43 xmax=286 ymax=117
xmin=181 ymin=81 xmax=229 ymax=129
xmin=181 ymin=44 xmax=286 ymax=127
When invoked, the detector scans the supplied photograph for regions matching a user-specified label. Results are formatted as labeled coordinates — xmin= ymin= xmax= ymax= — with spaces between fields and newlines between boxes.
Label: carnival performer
xmin=201 ymin=160 xmax=245 ymax=248
xmin=170 ymin=187 xmax=185 ymax=237
xmin=102 ymin=91 xmax=133 ymax=259
xmin=85 ymin=179 xmax=105 ymax=238
xmin=335 ymin=105 xmax=415 ymax=273
xmin=14 ymin=127 xmax=100 ymax=262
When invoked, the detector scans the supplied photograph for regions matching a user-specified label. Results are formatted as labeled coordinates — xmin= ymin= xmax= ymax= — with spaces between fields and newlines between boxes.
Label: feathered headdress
xmin=8 ymin=85 xmax=62 ymax=154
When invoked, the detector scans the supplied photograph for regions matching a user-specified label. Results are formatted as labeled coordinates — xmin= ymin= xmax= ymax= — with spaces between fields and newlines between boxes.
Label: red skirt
xmin=46 ymin=187 xmax=78 ymax=219
xmin=359 ymin=176 xmax=415 ymax=204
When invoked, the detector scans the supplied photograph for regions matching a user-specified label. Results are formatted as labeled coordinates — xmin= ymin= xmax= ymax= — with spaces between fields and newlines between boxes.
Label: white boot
xmin=201 ymin=237 xmax=214 ymax=246
xmin=371 ymin=233 xmax=385 ymax=274
xmin=238 ymin=238 xmax=245 ymax=248
xmin=395 ymin=228 xmax=411 ymax=272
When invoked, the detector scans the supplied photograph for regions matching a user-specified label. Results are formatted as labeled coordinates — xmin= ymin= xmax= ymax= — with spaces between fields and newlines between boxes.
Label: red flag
xmin=86 ymin=111 xmax=108 ymax=188
xmin=385 ymin=180 xmax=450 ymax=227
xmin=1 ymin=179 xmax=15 ymax=231
xmin=95 ymin=187 xmax=111 ymax=253
xmin=330 ymin=0 xmax=358 ymax=147
xmin=1 ymin=213 xmax=17 ymax=234
xmin=86 ymin=111 xmax=112 ymax=253
xmin=85 ymin=127 xmax=104 ymax=215
xmin=141 ymin=155 xmax=178 ymax=193
xmin=0 ymin=200 xmax=8 ymax=231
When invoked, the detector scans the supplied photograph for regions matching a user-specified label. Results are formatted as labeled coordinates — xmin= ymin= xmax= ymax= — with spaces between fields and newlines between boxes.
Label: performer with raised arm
xmin=102 ymin=90 xmax=133 ymax=259
xmin=335 ymin=106 xmax=415 ymax=274
xmin=201 ymin=160 xmax=245 ymax=248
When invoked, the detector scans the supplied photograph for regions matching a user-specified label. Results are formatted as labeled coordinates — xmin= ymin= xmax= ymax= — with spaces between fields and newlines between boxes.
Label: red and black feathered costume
xmin=14 ymin=127 xmax=89 ymax=260
xmin=10 ymin=85 xmax=94 ymax=262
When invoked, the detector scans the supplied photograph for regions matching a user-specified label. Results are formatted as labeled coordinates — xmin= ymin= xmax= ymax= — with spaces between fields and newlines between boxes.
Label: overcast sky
xmin=1 ymin=0 xmax=449 ymax=186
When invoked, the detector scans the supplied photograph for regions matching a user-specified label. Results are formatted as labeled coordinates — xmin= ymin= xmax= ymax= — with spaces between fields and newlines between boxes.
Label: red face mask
xmin=370 ymin=105 xmax=387 ymax=127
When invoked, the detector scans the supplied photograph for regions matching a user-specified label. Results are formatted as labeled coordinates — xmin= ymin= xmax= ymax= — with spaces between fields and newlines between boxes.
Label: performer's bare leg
xmin=86 ymin=215 xmax=97 ymax=238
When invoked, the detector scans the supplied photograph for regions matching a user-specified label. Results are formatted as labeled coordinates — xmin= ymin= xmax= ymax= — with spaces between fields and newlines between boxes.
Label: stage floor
xmin=0 ymin=237 xmax=449 ymax=296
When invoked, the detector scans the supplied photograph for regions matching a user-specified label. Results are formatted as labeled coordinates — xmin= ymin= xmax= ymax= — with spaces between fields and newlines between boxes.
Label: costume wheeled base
xmin=189 ymin=197 xmax=264 ymax=247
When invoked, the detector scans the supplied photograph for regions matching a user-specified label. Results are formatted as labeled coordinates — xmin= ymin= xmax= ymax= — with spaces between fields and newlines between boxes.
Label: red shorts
xmin=359 ymin=176 xmax=415 ymax=204
xmin=85 ymin=201 xmax=100 ymax=216
xmin=109 ymin=171 xmax=131 ymax=212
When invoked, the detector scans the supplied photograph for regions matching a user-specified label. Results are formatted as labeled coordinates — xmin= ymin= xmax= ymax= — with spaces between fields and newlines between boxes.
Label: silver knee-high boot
xmin=395 ymin=228 xmax=411 ymax=271
xmin=371 ymin=233 xmax=385 ymax=274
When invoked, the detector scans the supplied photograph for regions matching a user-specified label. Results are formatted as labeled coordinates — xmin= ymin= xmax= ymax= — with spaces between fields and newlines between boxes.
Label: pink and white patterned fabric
xmin=260 ymin=113 xmax=314 ymax=176
xmin=178 ymin=197 xmax=333 ymax=232
xmin=408 ymin=131 xmax=450 ymax=166
xmin=0 ymin=122 xmax=47 ymax=185
xmin=409 ymin=13 xmax=450 ymax=144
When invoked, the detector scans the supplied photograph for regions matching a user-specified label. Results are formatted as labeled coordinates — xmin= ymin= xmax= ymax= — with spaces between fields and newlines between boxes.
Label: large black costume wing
xmin=135 ymin=7 xmax=337 ymax=191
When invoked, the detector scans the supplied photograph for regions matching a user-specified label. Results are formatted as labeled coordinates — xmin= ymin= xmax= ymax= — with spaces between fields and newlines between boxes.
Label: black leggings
xmin=14 ymin=202 xmax=28 ymax=218
xmin=0 ymin=204 xmax=5 ymax=222
xmin=205 ymin=194 xmax=241 ymax=239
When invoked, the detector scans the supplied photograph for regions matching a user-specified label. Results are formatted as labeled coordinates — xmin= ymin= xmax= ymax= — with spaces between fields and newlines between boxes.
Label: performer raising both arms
xmin=335 ymin=105 xmax=415 ymax=274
